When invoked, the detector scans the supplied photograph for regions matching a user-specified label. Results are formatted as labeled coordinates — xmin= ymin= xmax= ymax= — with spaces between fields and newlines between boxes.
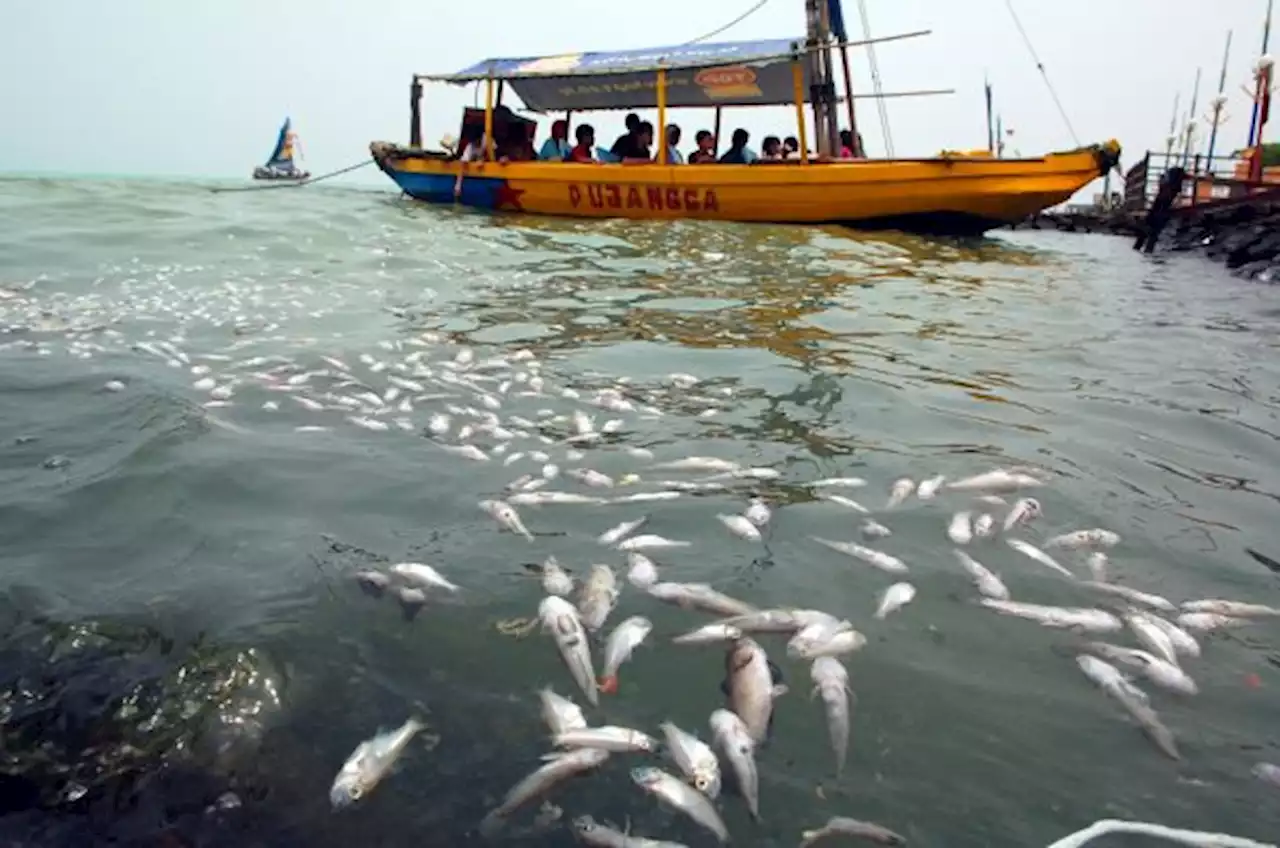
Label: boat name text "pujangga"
xmin=568 ymin=184 xmax=721 ymax=212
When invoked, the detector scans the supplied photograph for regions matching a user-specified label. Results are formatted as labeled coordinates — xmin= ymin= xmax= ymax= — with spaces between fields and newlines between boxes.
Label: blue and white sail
xmin=253 ymin=118 xmax=309 ymax=180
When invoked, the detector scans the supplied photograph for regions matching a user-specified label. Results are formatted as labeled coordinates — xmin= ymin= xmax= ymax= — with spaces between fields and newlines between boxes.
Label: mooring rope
xmin=1004 ymin=0 xmax=1081 ymax=146
xmin=682 ymin=0 xmax=772 ymax=45
xmin=209 ymin=158 xmax=375 ymax=194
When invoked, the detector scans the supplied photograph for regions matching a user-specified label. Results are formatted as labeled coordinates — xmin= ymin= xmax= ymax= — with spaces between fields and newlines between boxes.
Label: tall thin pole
xmin=816 ymin=0 xmax=840 ymax=156
xmin=1164 ymin=92 xmax=1180 ymax=161
xmin=656 ymin=68 xmax=668 ymax=165
xmin=1182 ymin=66 xmax=1202 ymax=166
xmin=996 ymin=115 xmax=1004 ymax=157
xmin=1205 ymin=30 xmax=1233 ymax=171
xmin=1247 ymin=0 xmax=1274 ymax=148
xmin=792 ymin=59 xmax=811 ymax=164
xmin=985 ymin=77 xmax=995 ymax=153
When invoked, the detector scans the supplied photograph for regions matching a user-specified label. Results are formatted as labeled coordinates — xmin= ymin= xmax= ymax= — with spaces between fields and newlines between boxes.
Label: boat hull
xmin=369 ymin=141 xmax=1120 ymax=236
xmin=253 ymin=166 xmax=310 ymax=181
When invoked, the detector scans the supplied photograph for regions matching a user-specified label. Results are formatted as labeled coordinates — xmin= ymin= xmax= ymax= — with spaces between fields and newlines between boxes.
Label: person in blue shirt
xmin=718 ymin=129 xmax=758 ymax=164
xmin=664 ymin=124 xmax=684 ymax=163
xmin=538 ymin=120 xmax=572 ymax=161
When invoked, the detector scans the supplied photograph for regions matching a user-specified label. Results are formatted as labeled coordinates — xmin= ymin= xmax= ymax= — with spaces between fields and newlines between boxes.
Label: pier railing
xmin=1124 ymin=150 xmax=1280 ymax=215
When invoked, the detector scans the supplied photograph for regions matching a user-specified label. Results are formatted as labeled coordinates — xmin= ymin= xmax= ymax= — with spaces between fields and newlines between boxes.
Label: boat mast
xmin=1181 ymin=66 xmax=1202 ymax=166
xmin=1204 ymin=30 xmax=1232 ymax=170
xmin=805 ymin=0 xmax=838 ymax=156
xmin=985 ymin=77 xmax=995 ymax=154
xmin=1246 ymin=0 xmax=1274 ymax=150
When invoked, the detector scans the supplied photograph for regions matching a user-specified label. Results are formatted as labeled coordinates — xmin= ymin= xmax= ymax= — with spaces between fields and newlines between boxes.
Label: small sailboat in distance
xmin=253 ymin=117 xmax=310 ymax=181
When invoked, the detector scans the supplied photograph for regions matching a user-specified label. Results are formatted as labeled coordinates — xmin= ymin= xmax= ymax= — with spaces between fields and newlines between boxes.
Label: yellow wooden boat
xmin=371 ymin=29 xmax=1120 ymax=236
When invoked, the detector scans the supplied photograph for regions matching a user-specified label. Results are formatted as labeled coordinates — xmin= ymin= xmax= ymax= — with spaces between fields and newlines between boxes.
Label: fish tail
xmin=598 ymin=674 xmax=619 ymax=695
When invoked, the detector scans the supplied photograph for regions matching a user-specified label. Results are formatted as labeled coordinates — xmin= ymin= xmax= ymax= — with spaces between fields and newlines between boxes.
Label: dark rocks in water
xmin=1163 ymin=200 xmax=1280 ymax=281
xmin=1006 ymin=211 xmax=1138 ymax=236
xmin=0 ymin=609 xmax=283 ymax=844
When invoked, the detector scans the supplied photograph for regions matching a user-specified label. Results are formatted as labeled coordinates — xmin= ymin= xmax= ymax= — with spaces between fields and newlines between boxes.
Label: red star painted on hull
xmin=494 ymin=181 xmax=526 ymax=212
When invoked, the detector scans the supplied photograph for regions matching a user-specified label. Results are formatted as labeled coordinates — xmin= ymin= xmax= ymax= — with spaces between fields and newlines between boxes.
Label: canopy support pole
xmin=409 ymin=76 xmax=423 ymax=148
xmin=713 ymin=107 xmax=722 ymax=156
xmin=656 ymin=67 xmax=668 ymax=165
xmin=495 ymin=80 xmax=505 ymax=107
xmin=838 ymin=42 xmax=858 ymax=153
xmin=792 ymin=60 xmax=810 ymax=164
xmin=483 ymin=76 xmax=495 ymax=161
xmin=565 ymin=110 xmax=573 ymax=139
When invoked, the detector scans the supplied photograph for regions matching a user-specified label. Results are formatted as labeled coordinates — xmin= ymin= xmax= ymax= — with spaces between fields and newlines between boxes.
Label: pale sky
xmin=1 ymin=0 xmax=1273 ymax=187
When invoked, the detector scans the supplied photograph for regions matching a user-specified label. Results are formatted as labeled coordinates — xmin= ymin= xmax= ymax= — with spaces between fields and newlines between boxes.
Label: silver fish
xmin=479 ymin=499 xmax=535 ymax=540
xmin=330 ymin=717 xmax=425 ymax=807
xmin=718 ymin=513 xmax=763 ymax=541
xmin=554 ymin=725 xmax=657 ymax=753
xmin=1007 ymin=538 xmax=1074 ymax=579
xmin=1253 ymin=762 xmax=1280 ymax=789
xmin=439 ymin=443 xmax=488 ymax=462
xmin=788 ymin=622 xmax=867 ymax=659
xmin=812 ymin=537 xmax=909 ymax=574
xmin=613 ymin=491 xmax=682 ymax=504
xmin=1125 ymin=612 xmax=1181 ymax=666
xmin=538 ymin=687 xmax=587 ymax=737
xmin=917 ymin=474 xmax=946 ymax=500
xmin=1002 ymin=497 xmax=1042 ymax=531
xmin=600 ymin=616 xmax=652 ymax=694
xmin=810 ymin=657 xmax=852 ymax=777
xmin=947 ymin=511 xmax=973 ymax=545
xmin=660 ymin=721 xmax=721 ymax=799
xmin=389 ymin=562 xmax=460 ymax=593
xmin=1045 ymin=528 xmax=1121 ymax=550
xmin=973 ymin=513 xmax=996 ymax=539
xmin=954 ymin=550 xmax=1010 ymax=600
xmin=819 ymin=492 xmax=869 ymax=514
xmin=541 ymin=556 xmax=575 ymax=596
xmin=625 ymin=552 xmax=659 ymax=589
xmin=709 ymin=708 xmax=759 ymax=820
xmin=538 ymin=596 xmax=599 ymax=706
xmin=948 ymin=469 xmax=1043 ymax=493
xmin=886 ymin=478 xmax=914 ymax=509
xmin=617 ymin=534 xmax=691 ymax=552
xmin=509 ymin=491 xmax=606 ymax=506
xmin=1146 ymin=614 xmax=1201 ymax=658
xmin=799 ymin=816 xmax=907 ymax=846
xmin=673 ymin=622 xmax=744 ymax=645
xmin=598 ymin=517 xmax=647 ymax=546
xmin=1086 ymin=551 xmax=1110 ymax=582
xmin=810 ymin=477 xmax=867 ymax=488
xmin=652 ymin=457 xmax=739 ymax=473
xmin=1176 ymin=611 xmax=1251 ymax=631
xmin=722 ymin=608 xmax=841 ymax=634
xmin=874 ymin=582 xmax=916 ymax=620
xmin=1076 ymin=655 xmax=1179 ymax=760
xmin=631 ymin=767 xmax=729 ymax=844
xmin=1181 ymin=599 xmax=1280 ymax=618
xmin=980 ymin=599 xmax=1122 ymax=633
xmin=861 ymin=519 xmax=892 ymax=539
xmin=568 ymin=468 xmax=614 ymax=488
xmin=1081 ymin=642 xmax=1198 ymax=695
xmin=723 ymin=637 xmax=787 ymax=743
xmin=576 ymin=565 xmax=619 ymax=633
xmin=1083 ymin=582 xmax=1175 ymax=614
xmin=647 ymin=582 xmax=757 ymax=617
xmin=570 ymin=815 xmax=690 ymax=848
xmin=480 ymin=747 xmax=610 ymax=834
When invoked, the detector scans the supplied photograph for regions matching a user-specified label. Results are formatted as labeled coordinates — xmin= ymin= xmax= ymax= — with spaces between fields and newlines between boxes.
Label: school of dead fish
xmin=1 ymin=279 xmax=1277 ymax=847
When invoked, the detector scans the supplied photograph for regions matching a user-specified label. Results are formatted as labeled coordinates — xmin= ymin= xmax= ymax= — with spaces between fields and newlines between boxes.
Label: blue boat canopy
xmin=424 ymin=37 xmax=811 ymax=112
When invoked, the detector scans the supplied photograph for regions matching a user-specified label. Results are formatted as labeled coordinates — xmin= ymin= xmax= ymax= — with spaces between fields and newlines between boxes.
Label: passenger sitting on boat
xmin=839 ymin=130 xmax=856 ymax=159
xmin=617 ymin=121 xmax=653 ymax=163
xmin=498 ymin=124 xmax=535 ymax=162
xmin=538 ymin=120 xmax=572 ymax=161
xmin=687 ymin=131 xmax=717 ymax=164
xmin=457 ymin=124 xmax=487 ymax=163
xmin=665 ymin=124 xmax=684 ymax=163
xmin=760 ymin=136 xmax=783 ymax=160
xmin=609 ymin=113 xmax=642 ymax=160
xmin=569 ymin=124 xmax=596 ymax=162
xmin=783 ymin=137 xmax=801 ymax=159
xmin=718 ymin=129 xmax=758 ymax=164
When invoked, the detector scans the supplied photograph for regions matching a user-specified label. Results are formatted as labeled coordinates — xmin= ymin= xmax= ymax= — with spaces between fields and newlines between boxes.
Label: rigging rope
xmin=855 ymin=0 xmax=894 ymax=157
xmin=1003 ymin=0 xmax=1080 ymax=146
xmin=209 ymin=158 xmax=375 ymax=193
xmin=682 ymin=0 xmax=772 ymax=45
